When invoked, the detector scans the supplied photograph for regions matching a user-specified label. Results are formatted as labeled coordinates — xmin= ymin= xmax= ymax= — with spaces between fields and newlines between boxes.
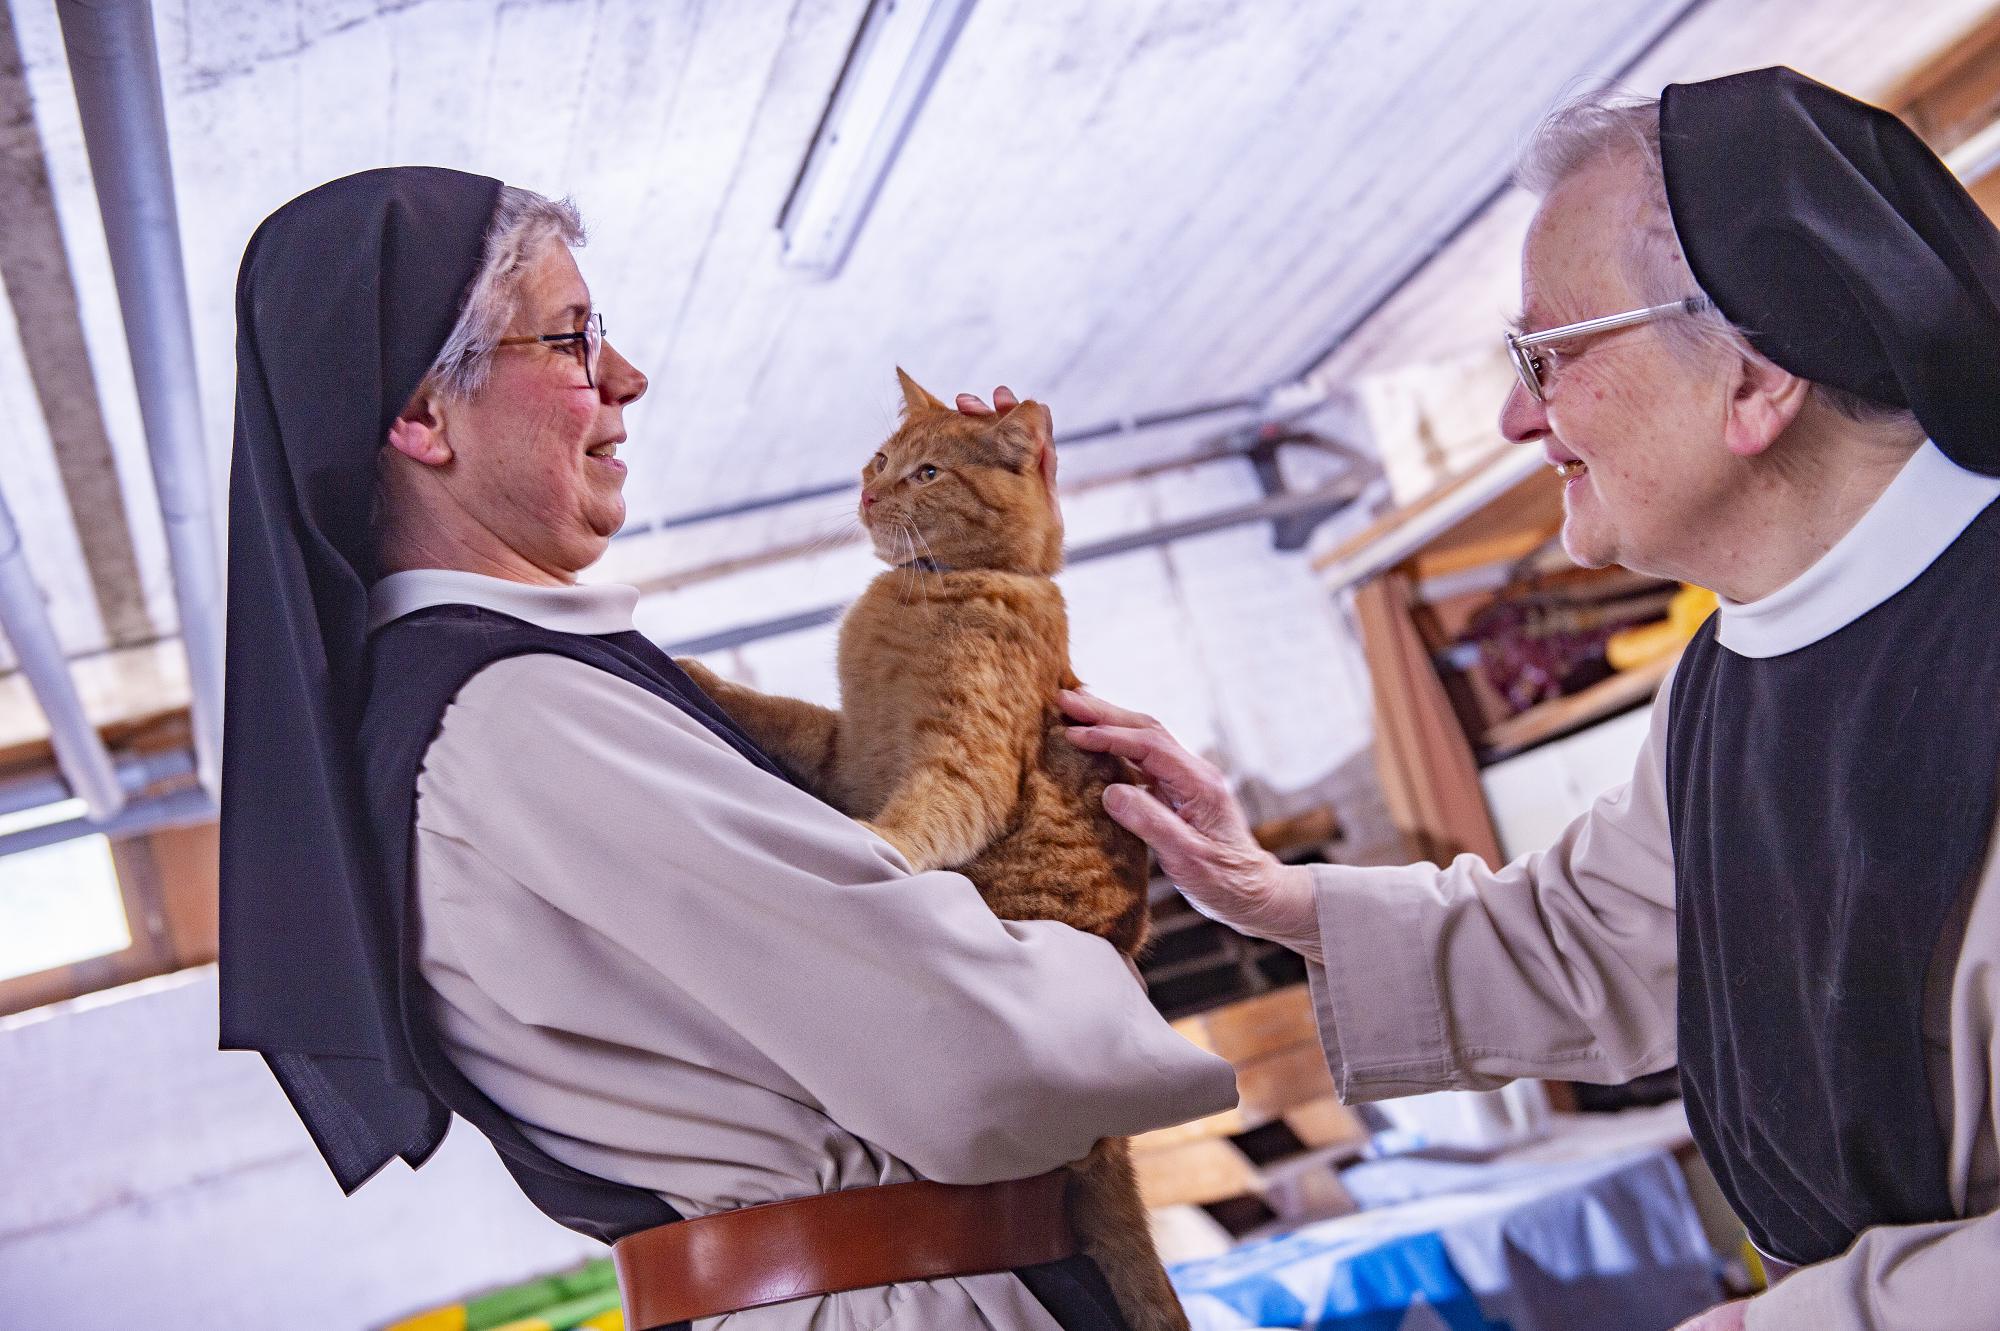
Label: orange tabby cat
xmin=675 ymin=369 xmax=1188 ymax=1331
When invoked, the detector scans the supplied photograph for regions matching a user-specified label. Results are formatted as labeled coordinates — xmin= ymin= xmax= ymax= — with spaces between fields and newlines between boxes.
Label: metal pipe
xmin=0 ymin=745 xmax=194 ymax=820
xmin=54 ymin=0 xmax=223 ymax=798
xmin=663 ymin=477 xmax=1366 ymax=656
xmin=0 ymin=489 xmax=125 ymax=818
xmin=0 ymin=783 xmax=213 ymax=859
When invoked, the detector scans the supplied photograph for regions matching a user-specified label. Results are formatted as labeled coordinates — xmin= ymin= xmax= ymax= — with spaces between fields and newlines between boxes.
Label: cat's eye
xmin=867 ymin=452 xmax=886 ymax=474
xmin=916 ymin=465 xmax=939 ymax=483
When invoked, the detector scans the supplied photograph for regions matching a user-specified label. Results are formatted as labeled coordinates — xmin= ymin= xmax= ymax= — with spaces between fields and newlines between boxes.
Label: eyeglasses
xmin=1504 ymin=297 xmax=1711 ymax=401
xmin=498 ymin=311 xmax=606 ymax=388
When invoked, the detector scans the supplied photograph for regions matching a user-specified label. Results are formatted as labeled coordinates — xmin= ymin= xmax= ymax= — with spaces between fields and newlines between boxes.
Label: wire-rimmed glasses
xmin=498 ymin=311 xmax=605 ymax=388
xmin=1505 ymin=297 xmax=1711 ymax=401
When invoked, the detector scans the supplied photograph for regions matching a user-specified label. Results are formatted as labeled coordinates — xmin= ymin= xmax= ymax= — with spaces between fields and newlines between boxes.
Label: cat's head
xmin=858 ymin=369 xmax=1064 ymax=576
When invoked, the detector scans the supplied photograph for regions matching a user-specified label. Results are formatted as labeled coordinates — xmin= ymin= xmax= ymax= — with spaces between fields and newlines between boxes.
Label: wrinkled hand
xmin=1674 ymin=1300 xmax=1748 ymax=1331
xmin=1061 ymin=690 xmax=1321 ymax=962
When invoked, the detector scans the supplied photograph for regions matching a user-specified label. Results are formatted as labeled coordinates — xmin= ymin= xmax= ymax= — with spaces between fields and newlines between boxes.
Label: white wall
xmin=0 ymin=967 xmax=599 ymax=1331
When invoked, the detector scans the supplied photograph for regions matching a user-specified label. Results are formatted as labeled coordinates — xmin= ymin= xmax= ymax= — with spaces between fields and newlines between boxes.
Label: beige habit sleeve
xmin=418 ymin=653 xmax=1238 ymax=1187
xmin=1304 ymin=671 xmax=1682 ymax=1101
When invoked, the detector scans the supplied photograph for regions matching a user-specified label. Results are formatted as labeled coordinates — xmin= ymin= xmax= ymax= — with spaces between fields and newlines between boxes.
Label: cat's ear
xmin=895 ymin=367 xmax=947 ymax=416
xmin=993 ymin=400 xmax=1057 ymax=493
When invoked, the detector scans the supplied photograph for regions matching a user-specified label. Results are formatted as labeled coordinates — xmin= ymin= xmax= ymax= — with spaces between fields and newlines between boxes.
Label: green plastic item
xmin=465 ymin=1260 xmax=618 ymax=1330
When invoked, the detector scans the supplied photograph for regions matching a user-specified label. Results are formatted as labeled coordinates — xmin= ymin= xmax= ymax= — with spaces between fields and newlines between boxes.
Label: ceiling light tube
xmin=778 ymin=0 xmax=977 ymax=277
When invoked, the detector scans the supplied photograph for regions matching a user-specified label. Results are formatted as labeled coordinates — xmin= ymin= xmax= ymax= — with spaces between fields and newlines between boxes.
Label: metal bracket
xmin=1238 ymin=426 xmax=1373 ymax=552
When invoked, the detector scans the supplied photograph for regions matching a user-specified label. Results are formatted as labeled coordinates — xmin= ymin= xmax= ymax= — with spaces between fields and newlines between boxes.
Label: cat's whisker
xmin=797 ymin=515 xmax=864 ymax=562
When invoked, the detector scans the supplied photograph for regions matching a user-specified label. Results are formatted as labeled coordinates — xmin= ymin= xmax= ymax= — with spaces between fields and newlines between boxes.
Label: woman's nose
xmin=1498 ymin=378 xmax=1549 ymax=444
xmin=598 ymin=340 xmax=647 ymax=406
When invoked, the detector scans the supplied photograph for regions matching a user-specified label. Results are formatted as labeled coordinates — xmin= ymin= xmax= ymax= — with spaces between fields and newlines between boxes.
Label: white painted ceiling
xmin=0 ymin=0 xmax=1992 ymax=737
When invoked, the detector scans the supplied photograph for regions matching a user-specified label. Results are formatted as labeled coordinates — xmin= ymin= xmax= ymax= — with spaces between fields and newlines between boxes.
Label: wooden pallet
xmin=1132 ymin=984 xmax=1367 ymax=1229
xmin=1138 ymin=807 xmax=1341 ymax=1019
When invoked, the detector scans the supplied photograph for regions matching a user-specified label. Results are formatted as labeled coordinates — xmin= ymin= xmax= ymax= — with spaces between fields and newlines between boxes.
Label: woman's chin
xmin=1559 ymin=506 xmax=1617 ymax=570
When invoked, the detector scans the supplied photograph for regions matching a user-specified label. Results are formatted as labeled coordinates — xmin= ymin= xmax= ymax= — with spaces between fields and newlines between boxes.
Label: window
xmin=0 ymin=761 xmax=218 ymax=1018
xmin=0 ymin=798 xmax=130 ymax=982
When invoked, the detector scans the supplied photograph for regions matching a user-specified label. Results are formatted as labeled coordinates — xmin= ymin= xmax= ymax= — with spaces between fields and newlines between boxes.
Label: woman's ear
xmin=1723 ymin=350 xmax=1809 ymax=459
xmin=386 ymin=384 xmax=453 ymax=466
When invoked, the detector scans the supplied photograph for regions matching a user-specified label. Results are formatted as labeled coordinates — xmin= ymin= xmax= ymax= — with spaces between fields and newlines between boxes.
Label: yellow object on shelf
xmin=384 ymin=1309 xmax=468 ymax=1331
xmin=1605 ymin=585 xmax=1719 ymax=672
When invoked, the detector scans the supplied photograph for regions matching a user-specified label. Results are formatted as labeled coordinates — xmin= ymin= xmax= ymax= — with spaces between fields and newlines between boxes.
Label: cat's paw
xmin=673 ymin=657 xmax=723 ymax=693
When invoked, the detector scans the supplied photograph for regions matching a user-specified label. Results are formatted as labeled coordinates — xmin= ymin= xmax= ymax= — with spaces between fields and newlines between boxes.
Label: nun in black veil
xmin=1051 ymin=66 xmax=2000 ymax=1331
xmin=215 ymin=166 xmax=1237 ymax=1331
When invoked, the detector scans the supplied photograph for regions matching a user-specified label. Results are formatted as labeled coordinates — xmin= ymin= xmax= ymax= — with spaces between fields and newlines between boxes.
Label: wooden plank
xmin=1169 ymin=984 xmax=1318 ymax=1063
xmin=1235 ymin=1041 xmax=1341 ymax=1121
xmin=1354 ymin=571 xmax=1504 ymax=867
xmin=1249 ymin=805 xmax=1343 ymax=855
xmin=1283 ymin=1097 xmax=1368 ymax=1150
xmin=1410 ymin=525 xmax=1556 ymax=583
xmin=1478 ymin=652 xmax=1675 ymax=761
xmin=1133 ymin=1039 xmax=1345 ymax=1155
xmin=151 ymin=820 xmax=220 ymax=970
xmin=1132 ymin=1137 xmax=1260 ymax=1210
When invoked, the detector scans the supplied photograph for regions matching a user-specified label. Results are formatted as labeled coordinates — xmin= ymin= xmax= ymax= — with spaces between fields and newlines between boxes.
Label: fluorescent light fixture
xmin=779 ymin=0 xmax=977 ymax=278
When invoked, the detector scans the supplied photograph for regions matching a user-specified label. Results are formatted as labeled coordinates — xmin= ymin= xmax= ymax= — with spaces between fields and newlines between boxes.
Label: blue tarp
xmin=1170 ymin=1148 xmax=1722 ymax=1331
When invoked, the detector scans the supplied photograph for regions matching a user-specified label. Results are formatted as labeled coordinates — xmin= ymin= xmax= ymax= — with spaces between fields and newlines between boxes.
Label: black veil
xmin=217 ymin=167 xmax=501 ymax=1190
xmin=1662 ymin=66 xmax=2000 ymax=475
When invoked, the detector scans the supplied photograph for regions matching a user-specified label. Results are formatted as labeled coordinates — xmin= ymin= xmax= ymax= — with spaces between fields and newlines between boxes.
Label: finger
xmin=1069 ymin=726 xmax=1213 ymax=803
xmin=955 ymin=393 xmax=996 ymax=416
xmin=993 ymin=386 xmax=1019 ymax=414
xmin=1102 ymin=783 xmax=1212 ymax=863
xmin=1057 ymin=688 xmax=1153 ymax=728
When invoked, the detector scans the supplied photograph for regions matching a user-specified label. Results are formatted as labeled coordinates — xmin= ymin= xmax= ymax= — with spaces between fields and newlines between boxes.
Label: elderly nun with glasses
xmin=216 ymin=168 xmax=1235 ymax=1331
xmin=1053 ymin=67 xmax=2000 ymax=1331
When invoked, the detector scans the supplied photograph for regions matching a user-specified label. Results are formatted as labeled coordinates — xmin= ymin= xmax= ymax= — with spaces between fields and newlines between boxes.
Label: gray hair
xmin=1516 ymin=90 xmax=1916 ymax=428
xmin=426 ymin=185 xmax=585 ymax=397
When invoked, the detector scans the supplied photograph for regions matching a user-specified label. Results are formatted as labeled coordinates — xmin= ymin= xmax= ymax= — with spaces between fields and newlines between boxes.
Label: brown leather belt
xmin=612 ymin=1171 xmax=1077 ymax=1329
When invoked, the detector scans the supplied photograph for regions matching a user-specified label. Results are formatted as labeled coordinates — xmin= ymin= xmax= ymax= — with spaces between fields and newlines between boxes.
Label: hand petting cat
xmin=1059 ymin=690 xmax=1324 ymax=965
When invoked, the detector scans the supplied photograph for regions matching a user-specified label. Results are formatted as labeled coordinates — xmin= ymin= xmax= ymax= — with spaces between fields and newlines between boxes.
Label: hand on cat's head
xmin=896 ymin=369 xmax=1059 ymax=496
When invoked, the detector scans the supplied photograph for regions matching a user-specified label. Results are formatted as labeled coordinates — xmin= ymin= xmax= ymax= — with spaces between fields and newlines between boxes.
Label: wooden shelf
xmin=1477 ymin=653 xmax=1675 ymax=764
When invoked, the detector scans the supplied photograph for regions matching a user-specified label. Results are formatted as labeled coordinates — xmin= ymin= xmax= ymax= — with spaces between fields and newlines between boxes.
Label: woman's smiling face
xmin=1498 ymin=151 xmax=1741 ymax=581
xmin=441 ymin=244 xmax=648 ymax=579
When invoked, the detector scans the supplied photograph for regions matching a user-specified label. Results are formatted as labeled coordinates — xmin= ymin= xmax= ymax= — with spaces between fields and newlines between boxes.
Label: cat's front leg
xmin=674 ymin=658 xmax=846 ymax=802
xmin=856 ymin=819 xmax=925 ymax=870
xmin=859 ymin=740 xmax=1020 ymax=873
